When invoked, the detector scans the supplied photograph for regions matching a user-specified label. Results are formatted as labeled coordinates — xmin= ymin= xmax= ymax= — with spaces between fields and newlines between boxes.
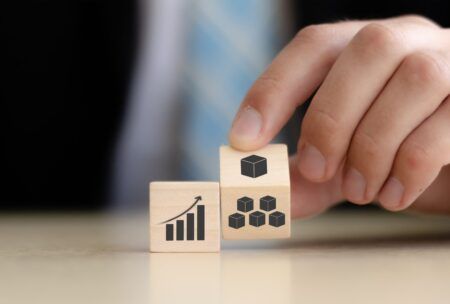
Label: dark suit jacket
xmin=1 ymin=0 xmax=448 ymax=210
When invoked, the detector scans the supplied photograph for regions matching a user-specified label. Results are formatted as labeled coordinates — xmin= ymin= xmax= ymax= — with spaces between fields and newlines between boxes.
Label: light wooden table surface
xmin=1 ymin=210 xmax=450 ymax=304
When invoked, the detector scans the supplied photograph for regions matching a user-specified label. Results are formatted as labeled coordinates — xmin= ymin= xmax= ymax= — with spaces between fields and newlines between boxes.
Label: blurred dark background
xmin=1 ymin=0 xmax=449 ymax=211
xmin=1 ymin=1 xmax=136 ymax=210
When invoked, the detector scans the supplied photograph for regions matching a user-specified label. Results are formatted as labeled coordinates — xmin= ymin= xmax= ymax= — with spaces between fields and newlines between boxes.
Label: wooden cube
xmin=150 ymin=182 xmax=220 ymax=252
xmin=220 ymin=144 xmax=291 ymax=239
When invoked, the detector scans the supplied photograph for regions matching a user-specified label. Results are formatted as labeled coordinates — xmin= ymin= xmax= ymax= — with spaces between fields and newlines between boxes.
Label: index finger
xmin=228 ymin=21 xmax=366 ymax=151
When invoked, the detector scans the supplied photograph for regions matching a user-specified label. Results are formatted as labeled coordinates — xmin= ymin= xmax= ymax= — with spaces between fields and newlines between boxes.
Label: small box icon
xmin=240 ymin=155 xmax=267 ymax=178
xmin=229 ymin=213 xmax=245 ymax=229
xmin=237 ymin=196 xmax=254 ymax=213
xmin=260 ymin=195 xmax=276 ymax=211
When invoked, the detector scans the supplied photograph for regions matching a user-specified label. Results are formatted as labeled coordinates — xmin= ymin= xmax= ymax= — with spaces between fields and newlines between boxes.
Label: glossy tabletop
xmin=1 ymin=210 xmax=450 ymax=304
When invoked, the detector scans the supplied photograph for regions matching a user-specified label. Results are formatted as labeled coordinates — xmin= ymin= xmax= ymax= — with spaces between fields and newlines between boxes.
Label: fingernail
xmin=379 ymin=177 xmax=404 ymax=209
xmin=297 ymin=143 xmax=327 ymax=180
xmin=230 ymin=106 xmax=262 ymax=143
xmin=343 ymin=167 xmax=367 ymax=202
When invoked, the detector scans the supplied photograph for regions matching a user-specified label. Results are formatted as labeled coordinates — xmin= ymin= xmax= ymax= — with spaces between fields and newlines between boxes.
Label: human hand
xmin=228 ymin=15 xmax=450 ymax=218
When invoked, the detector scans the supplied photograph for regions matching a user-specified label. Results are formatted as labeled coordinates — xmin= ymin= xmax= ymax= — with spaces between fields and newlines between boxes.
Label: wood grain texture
xmin=149 ymin=182 xmax=220 ymax=252
xmin=220 ymin=144 xmax=291 ymax=239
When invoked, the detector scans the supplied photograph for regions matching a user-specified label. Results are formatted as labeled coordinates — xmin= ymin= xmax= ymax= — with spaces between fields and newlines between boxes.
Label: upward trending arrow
xmin=159 ymin=196 xmax=203 ymax=224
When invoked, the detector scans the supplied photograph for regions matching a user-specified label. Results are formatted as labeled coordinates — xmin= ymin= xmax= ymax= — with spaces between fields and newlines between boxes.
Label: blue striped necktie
xmin=179 ymin=0 xmax=282 ymax=180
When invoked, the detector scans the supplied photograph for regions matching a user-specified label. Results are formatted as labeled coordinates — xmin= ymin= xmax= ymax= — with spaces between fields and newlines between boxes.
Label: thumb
xmin=290 ymin=156 xmax=345 ymax=218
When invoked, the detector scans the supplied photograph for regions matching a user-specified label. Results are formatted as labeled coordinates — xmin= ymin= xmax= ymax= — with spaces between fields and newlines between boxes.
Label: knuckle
xmin=352 ymin=23 xmax=404 ymax=58
xmin=256 ymin=73 xmax=285 ymax=95
xmin=350 ymin=129 xmax=383 ymax=165
xmin=401 ymin=52 xmax=450 ymax=87
xmin=400 ymin=14 xmax=439 ymax=28
xmin=399 ymin=141 xmax=434 ymax=172
xmin=302 ymin=107 xmax=340 ymax=146
xmin=294 ymin=24 xmax=335 ymax=46
xmin=245 ymin=73 xmax=284 ymax=108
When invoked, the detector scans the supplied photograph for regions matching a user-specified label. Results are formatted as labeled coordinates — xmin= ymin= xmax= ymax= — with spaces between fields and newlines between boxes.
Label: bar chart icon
xmin=160 ymin=196 xmax=205 ymax=241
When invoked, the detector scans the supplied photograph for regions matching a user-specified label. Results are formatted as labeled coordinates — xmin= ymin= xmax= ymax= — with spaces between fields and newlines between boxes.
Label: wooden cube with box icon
xmin=220 ymin=144 xmax=291 ymax=239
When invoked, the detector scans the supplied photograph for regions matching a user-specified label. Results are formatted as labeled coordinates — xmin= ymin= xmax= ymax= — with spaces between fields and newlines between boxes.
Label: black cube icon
xmin=249 ymin=211 xmax=265 ymax=227
xmin=237 ymin=196 xmax=253 ymax=213
xmin=241 ymin=155 xmax=267 ymax=178
xmin=260 ymin=195 xmax=276 ymax=211
xmin=269 ymin=211 xmax=285 ymax=227
xmin=229 ymin=213 xmax=245 ymax=229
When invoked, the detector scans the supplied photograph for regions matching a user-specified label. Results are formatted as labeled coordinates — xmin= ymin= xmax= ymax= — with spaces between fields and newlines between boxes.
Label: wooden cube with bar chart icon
xmin=150 ymin=182 xmax=220 ymax=252
xmin=220 ymin=144 xmax=291 ymax=239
